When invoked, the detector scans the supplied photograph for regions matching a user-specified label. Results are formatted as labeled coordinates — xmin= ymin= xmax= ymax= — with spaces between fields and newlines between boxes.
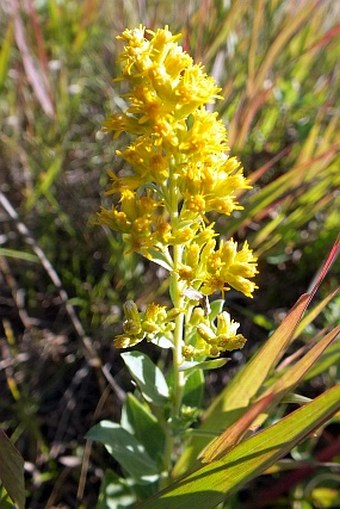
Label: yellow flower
xmin=99 ymin=26 xmax=259 ymax=356
xmin=104 ymin=26 xmax=222 ymax=150
xmin=195 ymin=311 xmax=246 ymax=358
xmin=118 ymin=26 xmax=183 ymax=80
xmin=114 ymin=334 xmax=143 ymax=349
xmin=102 ymin=113 xmax=144 ymax=138
xmin=203 ymin=240 xmax=258 ymax=297
xmin=98 ymin=207 xmax=130 ymax=233
xmin=178 ymin=109 xmax=228 ymax=156
xmin=114 ymin=300 xmax=145 ymax=349
xmin=178 ymin=233 xmax=257 ymax=298
xmin=117 ymin=137 xmax=169 ymax=184
xmin=118 ymin=26 xmax=220 ymax=114
xmin=101 ymin=25 xmax=251 ymax=225
xmin=114 ymin=300 xmax=180 ymax=349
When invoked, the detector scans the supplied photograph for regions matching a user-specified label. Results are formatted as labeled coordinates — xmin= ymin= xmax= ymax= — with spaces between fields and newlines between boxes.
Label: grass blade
xmin=137 ymin=385 xmax=340 ymax=509
xmin=0 ymin=430 xmax=25 ymax=509
xmin=174 ymin=238 xmax=339 ymax=475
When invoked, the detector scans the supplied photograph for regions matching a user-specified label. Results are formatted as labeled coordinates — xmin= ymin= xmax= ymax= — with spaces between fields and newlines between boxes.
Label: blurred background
xmin=0 ymin=0 xmax=339 ymax=507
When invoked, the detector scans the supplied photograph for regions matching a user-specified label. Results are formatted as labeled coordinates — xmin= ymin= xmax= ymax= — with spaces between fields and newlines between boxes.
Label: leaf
xmin=173 ymin=292 xmax=310 ymax=476
xmin=266 ymin=326 xmax=340 ymax=394
xmin=179 ymin=359 xmax=229 ymax=372
xmin=13 ymin=9 xmax=54 ymax=117
xmin=293 ymin=287 xmax=339 ymax=339
xmin=199 ymin=392 xmax=276 ymax=464
xmin=136 ymin=385 xmax=340 ymax=509
xmin=200 ymin=324 xmax=339 ymax=463
xmin=252 ymin=325 xmax=339 ymax=428
xmin=173 ymin=241 xmax=339 ymax=476
xmin=182 ymin=369 xmax=204 ymax=409
xmin=147 ymin=249 xmax=173 ymax=272
xmin=209 ymin=299 xmax=225 ymax=320
xmin=150 ymin=336 xmax=173 ymax=349
xmin=304 ymin=339 xmax=340 ymax=381
xmin=0 ymin=248 xmax=38 ymax=263
xmin=96 ymin=469 xmax=135 ymax=509
xmin=121 ymin=351 xmax=169 ymax=405
xmin=203 ymin=0 xmax=250 ymax=62
xmin=122 ymin=393 xmax=165 ymax=461
xmin=253 ymin=0 xmax=319 ymax=95
xmin=0 ymin=430 xmax=25 ymax=509
xmin=86 ymin=421 xmax=158 ymax=484
xmin=0 ymin=22 xmax=13 ymax=89
xmin=26 ymin=152 xmax=64 ymax=208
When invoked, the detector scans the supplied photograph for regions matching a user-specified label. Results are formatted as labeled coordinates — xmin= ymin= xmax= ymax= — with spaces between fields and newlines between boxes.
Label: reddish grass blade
xmin=199 ymin=393 xmax=275 ymax=463
xmin=12 ymin=0 xmax=55 ymax=118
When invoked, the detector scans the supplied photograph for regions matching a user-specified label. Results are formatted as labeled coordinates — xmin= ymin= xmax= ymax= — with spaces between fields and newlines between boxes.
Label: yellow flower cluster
xmin=99 ymin=26 xmax=249 ymax=252
xmin=99 ymin=26 xmax=258 ymax=358
xmin=183 ymin=310 xmax=246 ymax=359
xmin=114 ymin=300 xmax=180 ymax=349
xmin=179 ymin=229 xmax=257 ymax=297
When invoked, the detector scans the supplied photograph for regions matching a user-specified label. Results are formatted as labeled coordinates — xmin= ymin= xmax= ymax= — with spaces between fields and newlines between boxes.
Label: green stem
xmin=161 ymin=254 xmax=185 ymax=487
xmin=172 ymin=245 xmax=185 ymax=417
xmin=160 ymin=161 xmax=186 ymax=487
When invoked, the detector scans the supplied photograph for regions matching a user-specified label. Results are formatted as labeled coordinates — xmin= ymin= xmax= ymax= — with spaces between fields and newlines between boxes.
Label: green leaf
xmin=179 ymin=359 xmax=229 ymax=373
xmin=136 ymin=385 xmax=340 ymax=509
xmin=200 ymin=325 xmax=339 ymax=463
xmin=26 ymin=152 xmax=63 ymax=209
xmin=95 ymin=468 xmax=159 ymax=508
xmin=147 ymin=249 xmax=173 ymax=272
xmin=174 ymin=239 xmax=339 ymax=476
xmin=281 ymin=393 xmax=312 ymax=404
xmin=96 ymin=469 xmax=135 ymax=509
xmin=199 ymin=393 xmax=276 ymax=464
xmin=0 ymin=22 xmax=13 ymax=89
xmin=0 ymin=488 xmax=16 ymax=509
xmin=209 ymin=299 xmax=225 ymax=320
xmin=206 ymin=293 xmax=311 ymax=412
xmin=182 ymin=369 xmax=204 ymax=409
xmin=150 ymin=336 xmax=173 ymax=349
xmin=0 ymin=248 xmax=38 ymax=263
xmin=121 ymin=351 xmax=169 ymax=405
xmin=293 ymin=288 xmax=339 ymax=339
xmin=86 ymin=421 xmax=159 ymax=484
xmin=266 ymin=326 xmax=339 ymax=393
xmin=173 ymin=292 xmax=310 ymax=476
xmin=304 ymin=339 xmax=340 ymax=381
xmin=121 ymin=393 xmax=165 ymax=461
xmin=0 ymin=430 xmax=25 ymax=509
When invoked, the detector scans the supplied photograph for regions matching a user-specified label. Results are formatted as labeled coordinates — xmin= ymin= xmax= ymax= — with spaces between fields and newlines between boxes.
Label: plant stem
xmin=172 ymin=245 xmax=185 ymax=416
xmin=160 ymin=162 xmax=186 ymax=486
xmin=161 ymin=258 xmax=185 ymax=487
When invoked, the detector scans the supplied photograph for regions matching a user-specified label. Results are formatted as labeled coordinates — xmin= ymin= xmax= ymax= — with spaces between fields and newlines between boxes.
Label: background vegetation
xmin=0 ymin=0 xmax=338 ymax=507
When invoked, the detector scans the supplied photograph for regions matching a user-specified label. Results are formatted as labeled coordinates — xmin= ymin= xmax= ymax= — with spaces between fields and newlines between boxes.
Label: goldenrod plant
xmin=88 ymin=26 xmax=340 ymax=508
xmin=0 ymin=1 xmax=339 ymax=507
xmin=98 ymin=26 xmax=258 ymax=356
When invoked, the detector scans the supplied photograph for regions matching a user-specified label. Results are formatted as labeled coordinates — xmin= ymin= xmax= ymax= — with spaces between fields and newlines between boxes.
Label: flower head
xmin=114 ymin=300 xmax=179 ymax=349
xmin=99 ymin=26 xmax=258 ymax=358
xmin=183 ymin=310 xmax=246 ymax=359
